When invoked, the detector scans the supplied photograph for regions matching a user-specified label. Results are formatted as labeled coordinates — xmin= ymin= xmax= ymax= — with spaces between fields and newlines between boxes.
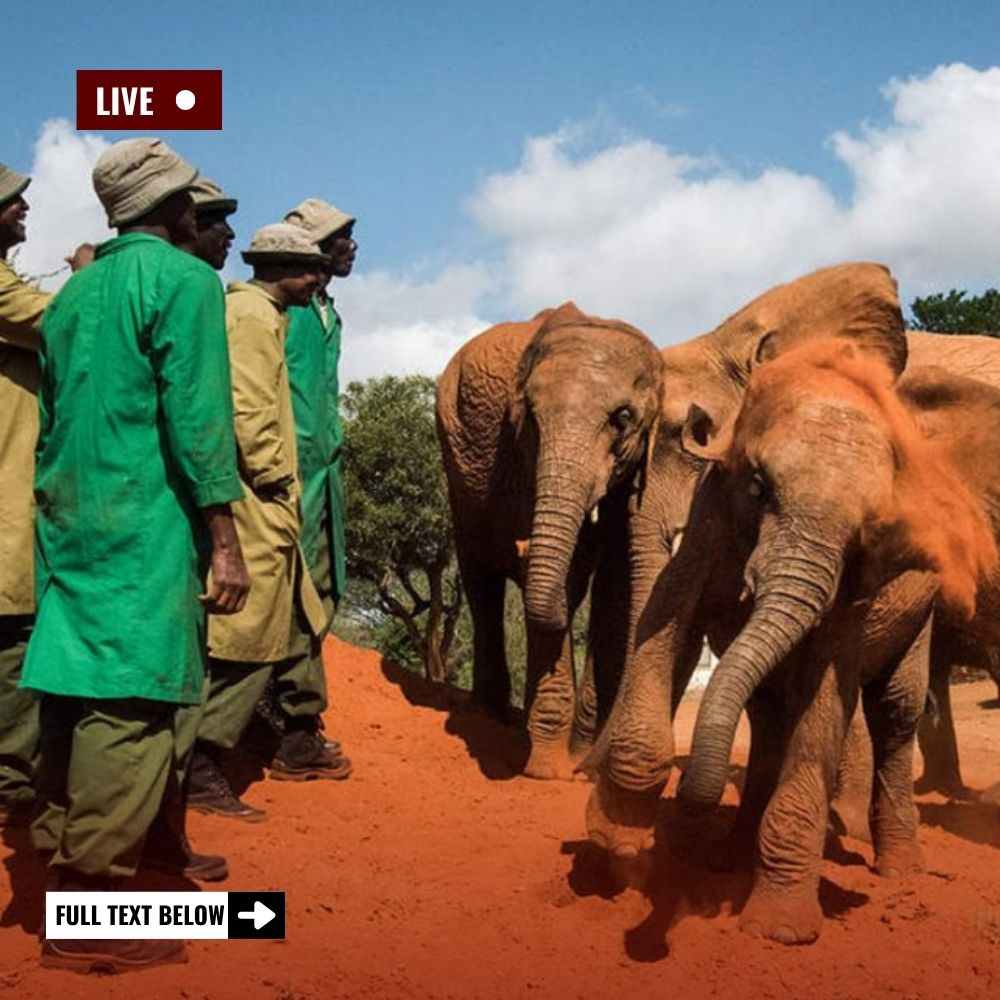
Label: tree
xmin=340 ymin=375 xmax=462 ymax=683
xmin=909 ymin=289 xmax=1000 ymax=335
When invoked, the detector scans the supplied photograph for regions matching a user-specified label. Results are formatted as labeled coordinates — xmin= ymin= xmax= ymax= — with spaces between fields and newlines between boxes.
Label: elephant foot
xmin=524 ymin=742 xmax=582 ymax=782
xmin=829 ymin=791 xmax=871 ymax=844
xmin=585 ymin=776 xmax=658 ymax=860
xmin=873 ymin=841 xmax=924 ymax=879
xmin=739 ymin=885 xmax=823 ymax=945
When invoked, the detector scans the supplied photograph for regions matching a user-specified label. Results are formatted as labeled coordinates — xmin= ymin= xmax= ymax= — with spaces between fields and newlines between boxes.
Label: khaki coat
xmin=208 ymin=282 xmax=325 ymax=663
xmin=0 ymin=260 xmax=49 ymax=615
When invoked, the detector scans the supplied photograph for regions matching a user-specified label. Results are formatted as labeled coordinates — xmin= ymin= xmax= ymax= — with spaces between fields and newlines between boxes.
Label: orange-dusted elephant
xmin=674 ymin=341 xmax=999 ymax=943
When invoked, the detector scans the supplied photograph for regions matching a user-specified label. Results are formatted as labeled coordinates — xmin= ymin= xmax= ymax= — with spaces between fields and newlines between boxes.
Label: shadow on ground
xmin=0 ymin=824 xmax=45 ymax=935
xmin=563 ymin=790 xmax=873 ymax=963
xmin=379 ymin=657 xmax=531 ymax=779
xmin=918 ymin=799 xmax=1000 ymax=848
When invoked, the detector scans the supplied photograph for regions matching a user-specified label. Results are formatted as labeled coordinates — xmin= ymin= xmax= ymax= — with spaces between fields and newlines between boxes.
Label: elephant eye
xmin=610 ymin=406 xmax=636 ymax=432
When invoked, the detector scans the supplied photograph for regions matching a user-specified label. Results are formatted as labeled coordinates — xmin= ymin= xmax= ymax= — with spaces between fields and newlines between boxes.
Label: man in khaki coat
xmin=190 ymin=224 xmax=350 ymax=821
xmin=0 ymin=162 xmax=88 ymax=826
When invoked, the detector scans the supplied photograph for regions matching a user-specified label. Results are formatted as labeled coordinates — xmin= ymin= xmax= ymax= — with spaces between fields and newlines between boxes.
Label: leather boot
xmin=187 ymin=745 xmax=266 ymax=822
xmin=143 ymin=829 xmax=228 ymax=882
xmin=271 ymin=716 xmax=352 ymax=781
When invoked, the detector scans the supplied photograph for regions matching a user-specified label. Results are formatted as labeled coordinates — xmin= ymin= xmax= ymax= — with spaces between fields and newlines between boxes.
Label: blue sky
xmin=4 ymin=2 xmax=1000 ymax=379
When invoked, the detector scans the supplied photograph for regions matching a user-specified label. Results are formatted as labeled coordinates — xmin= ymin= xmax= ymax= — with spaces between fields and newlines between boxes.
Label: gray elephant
xmin=675 ymin=341 xmax=999 ymax=944
xmin=436 ymin=302 xmax=664 ymax=778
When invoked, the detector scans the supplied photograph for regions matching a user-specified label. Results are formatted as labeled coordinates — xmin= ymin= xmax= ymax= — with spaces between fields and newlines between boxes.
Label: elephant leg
xmin=571 ymin=646 xmax=598 ymax=762
xmin=863 ymin=616 xmax=930 ymax=879
xmin=915 ymin=661 xmax=969 ymax=799
xmin=523 ymin=623 xmax=577 ymax=780
xmin=741 ymin=656 xmax=855 ymax=945
xmin=464 ymin=565 xmax=511 ymax=719
xmin=586 ymin=627 xmax=702 ymax=859
xmin=571 ymin=541 xmax=629 ymax=760
xmin=709 ymin=685 xmax=785 ymax=872
xmin=829 ymin=706 xmax=874 ymax=843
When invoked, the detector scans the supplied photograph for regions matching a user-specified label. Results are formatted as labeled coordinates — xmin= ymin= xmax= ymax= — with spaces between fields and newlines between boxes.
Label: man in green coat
xmin=0 ymin=162 xmax=90 ymax=827
xmin=21 ymin=138 xmax=250 ymax=974
xmin=276 ymin=198 xmax=358 ymax=755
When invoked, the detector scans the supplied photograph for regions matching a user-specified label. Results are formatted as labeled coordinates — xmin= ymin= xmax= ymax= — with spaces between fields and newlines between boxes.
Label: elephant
xmin=583 ymin=262 xmax=907 ymax=844
xmin=904 ymin=332 xmax=1000 ymax=800
xmin=829 ymin=331 xmax=1000 ymax=828
xmin=435 ymin=301 xmax=664 ymax=779
xmin=674 ymin=340 xmax=999 ymax=944
xmin=584 ymin=265 xmax=1000 ymax=849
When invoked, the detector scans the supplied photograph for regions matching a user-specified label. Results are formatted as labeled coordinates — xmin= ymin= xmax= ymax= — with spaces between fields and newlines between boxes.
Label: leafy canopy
xmin=909 ymin=289 xmax=1000 ymax=336
xmin=341 ymin=375 xmax=453 ymax=579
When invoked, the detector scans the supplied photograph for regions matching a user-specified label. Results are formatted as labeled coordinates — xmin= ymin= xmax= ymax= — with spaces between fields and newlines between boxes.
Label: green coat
xmin=285 ymin=297 xmax=346 ymax=602
xmin=21 ymin=233 xmax=243 ymax=705
xmin=0 ymin=260 xmax=49 ymax=615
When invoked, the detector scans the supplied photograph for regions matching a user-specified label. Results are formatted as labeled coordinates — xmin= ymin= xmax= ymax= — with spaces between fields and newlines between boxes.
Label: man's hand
xmin=65 ymin=243 xmax=96 ymax=272
xmin=198 ymin=503 xmax=250 ymax=614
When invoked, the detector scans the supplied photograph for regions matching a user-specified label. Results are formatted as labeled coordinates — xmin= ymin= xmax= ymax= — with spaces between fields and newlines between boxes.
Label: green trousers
xmin=0 ymin=615 xmax=39 ymax=805
xmin=31 ymin=695 xmax=201 ymax=878
xmin=198 ymin=600 xmax=329 ymax=751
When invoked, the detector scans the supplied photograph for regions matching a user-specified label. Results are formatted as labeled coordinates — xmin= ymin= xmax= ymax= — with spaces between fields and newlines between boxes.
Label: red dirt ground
xmin=2 ymin=637 xmax=999 ymax=999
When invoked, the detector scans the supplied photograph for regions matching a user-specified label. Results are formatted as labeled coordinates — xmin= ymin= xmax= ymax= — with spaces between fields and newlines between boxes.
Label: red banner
xmin=76 ymin=70 xmax=222 ymax=130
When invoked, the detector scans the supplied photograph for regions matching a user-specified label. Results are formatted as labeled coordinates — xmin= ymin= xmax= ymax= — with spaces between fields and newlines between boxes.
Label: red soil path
xmin=2 ymin=637 xmax=999 ymax=999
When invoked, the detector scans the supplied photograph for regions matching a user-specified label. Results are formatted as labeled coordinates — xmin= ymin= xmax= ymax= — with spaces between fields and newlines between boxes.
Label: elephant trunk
xmin=678 ymin=539 xmax=842 ymax=809
xmin=524 ymin=448 xmax=594 ymax=631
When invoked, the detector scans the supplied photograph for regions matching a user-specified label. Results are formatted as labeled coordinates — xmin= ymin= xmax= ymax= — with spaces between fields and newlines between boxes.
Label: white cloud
xmin=830 ymin=64 xmax=1000 ymax=289
xmin=16 ymin=64 xmax=1000 ymax=375
xmin=334 ymin=263 xmax=491 ymax=383
xmin=15 ymin=119 xmax=110 ymax=289
xmin=468 ymin=61 xmax=1000 ymax=343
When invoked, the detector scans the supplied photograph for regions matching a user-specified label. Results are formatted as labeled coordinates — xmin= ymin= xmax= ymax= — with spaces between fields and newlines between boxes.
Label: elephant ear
xmin=680 ymin=402 xmax=733 ymax=463
xmin=510 ymin=304 xmax=571 ymax=430
xmin=746 ymin=263 xmax=908 ymax=378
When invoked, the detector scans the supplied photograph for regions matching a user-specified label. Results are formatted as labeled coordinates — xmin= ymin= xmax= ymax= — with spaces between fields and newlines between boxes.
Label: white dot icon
xmin=175 ymin=90 xmax=196 ymax=111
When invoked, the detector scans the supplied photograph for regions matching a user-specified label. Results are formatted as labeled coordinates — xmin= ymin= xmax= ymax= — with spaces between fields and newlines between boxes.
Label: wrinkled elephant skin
xmin=436 ymin=302 xmax=664 ymax=779
xmin=679 ymin=343 xmax=1000 ymax=944
xmin=588 ymin=262 xmax=909 ymax=839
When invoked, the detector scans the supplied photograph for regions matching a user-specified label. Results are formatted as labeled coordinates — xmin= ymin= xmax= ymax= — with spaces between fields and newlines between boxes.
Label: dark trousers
xmin=0 ymin=614 xmax=38 ymax=805
xmin=31 ymin=695 xmax=200 ymax=878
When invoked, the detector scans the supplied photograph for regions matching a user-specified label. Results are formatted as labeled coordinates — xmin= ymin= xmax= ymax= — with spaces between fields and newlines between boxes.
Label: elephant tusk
xmin=515 ymin=538 xmax=531 ymax=559
xmin=670 ymin=530 xmax=684 ymax=557
xmin=590 ymin=506 xmax=600 ymax=525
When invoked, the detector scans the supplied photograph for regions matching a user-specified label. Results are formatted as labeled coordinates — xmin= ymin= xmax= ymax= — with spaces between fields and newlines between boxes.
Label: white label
xmin=46 ymin=891 xmax=229 ymax=939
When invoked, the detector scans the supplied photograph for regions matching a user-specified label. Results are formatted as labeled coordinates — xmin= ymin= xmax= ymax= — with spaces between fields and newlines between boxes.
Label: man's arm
xmin=228 ymin=306 xmax=295 ymax=491
xmin=325 ymin=309 xmax=344 ymax=463
xmin=150 ymin=266 xmax=249 ymax=614
xmin=198 ymin=503 xmax=249 ymax=614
